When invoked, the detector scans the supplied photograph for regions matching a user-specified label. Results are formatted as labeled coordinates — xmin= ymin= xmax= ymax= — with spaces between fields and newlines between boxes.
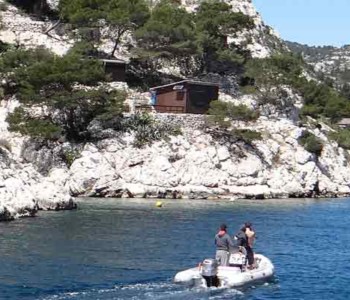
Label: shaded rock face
xmin=197 ymin=73 xmax=240 ymax=97
xmin=20 ymin=139 xmax=82 ymax=175
xmin=7 ymin=0 xmax=56 ymax=17
xmin=21 ymin=141 xmax=62 ymax=175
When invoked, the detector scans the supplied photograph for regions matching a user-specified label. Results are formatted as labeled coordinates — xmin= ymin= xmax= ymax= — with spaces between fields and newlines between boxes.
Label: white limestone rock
xmin=46 ymin=0 xmax=59 ymax=10
xmin=0 ymin=100 xmax=75 ymax=220
xmin=63 ymin=115 xmax=350 ymax=200
xmin=217 ymin=146 xmax=231 ymax=162
xmin=0 ymin=2 xmax=72 ymax=55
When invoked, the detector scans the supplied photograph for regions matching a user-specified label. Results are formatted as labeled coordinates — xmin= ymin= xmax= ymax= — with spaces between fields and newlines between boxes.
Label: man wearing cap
xmin=214 ymin=224 xmax=235 ymax=266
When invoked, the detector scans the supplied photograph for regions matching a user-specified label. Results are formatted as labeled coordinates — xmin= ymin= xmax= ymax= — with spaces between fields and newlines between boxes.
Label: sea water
xmin=0 ymin=197 xmax=349 ymax=300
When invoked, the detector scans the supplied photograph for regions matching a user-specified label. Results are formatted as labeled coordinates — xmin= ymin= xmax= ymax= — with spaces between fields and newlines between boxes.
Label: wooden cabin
xmin=100 ymin=58 xmax=126 ymax=82
xmin=150 ymin=80 xmax=219 ymax=114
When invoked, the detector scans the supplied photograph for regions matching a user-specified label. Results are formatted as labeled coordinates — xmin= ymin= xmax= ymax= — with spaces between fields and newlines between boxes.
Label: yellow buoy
xmin=156 ymin=201 xmax=163 ymax=208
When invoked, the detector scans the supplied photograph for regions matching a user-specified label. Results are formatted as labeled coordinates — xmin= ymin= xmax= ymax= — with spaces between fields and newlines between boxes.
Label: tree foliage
xmin=0 ymin=47 xmax=105 ymax=96
xmin=243 ymin=52 xmax=350 ymax=122
xmin=245 ymin=53 xmax=304 ymax=85
xmin=134 ymin=0 xmax=254 ymax=70
xmin=243 ymin=53 xmax=304 ymax=106
xmin=1 ymin=47 xmax=125 ymax=141
xmin=7 ymin=107 xmax=62 ymax=139
xmin=58 ymin=0 xmax=255 ymax=72
xmin=297 ymin=79 xmax=350 ymax=122
xmin=195 ymin=1 xmax=254 ymax=70
xmin=59 ymin=0 xmax=150 ymax=56
xmin=134 ymin=0 xmax=197 ymax=58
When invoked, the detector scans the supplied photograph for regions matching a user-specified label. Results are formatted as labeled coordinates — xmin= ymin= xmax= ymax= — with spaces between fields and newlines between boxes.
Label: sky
xmin=252 ymin=0 xmax=350 ymax=47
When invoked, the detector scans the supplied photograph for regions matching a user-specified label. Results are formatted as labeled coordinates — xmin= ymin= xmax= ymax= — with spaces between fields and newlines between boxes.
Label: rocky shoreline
xmin=2 ymin=109 xmax=350 ymax=222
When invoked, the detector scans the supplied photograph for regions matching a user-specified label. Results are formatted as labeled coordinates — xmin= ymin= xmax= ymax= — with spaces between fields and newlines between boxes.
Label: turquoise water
xmin=0 ymin=197 xmax=350 ymax=299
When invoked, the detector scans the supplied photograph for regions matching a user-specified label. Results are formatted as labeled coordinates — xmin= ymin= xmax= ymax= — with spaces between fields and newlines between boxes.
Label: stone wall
xmin=154 ymin=113 xmax=207 ymax=130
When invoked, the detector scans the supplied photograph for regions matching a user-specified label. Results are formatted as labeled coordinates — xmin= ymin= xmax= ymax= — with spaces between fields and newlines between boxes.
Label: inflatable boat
xmin=174 ymin=253 xmax=274 ymax=288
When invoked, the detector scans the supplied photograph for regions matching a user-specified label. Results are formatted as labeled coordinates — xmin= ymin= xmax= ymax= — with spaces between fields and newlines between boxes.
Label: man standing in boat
xmin=214 ymin=224 xmax=235 ymax=266
xmin=234 ymin=222 xmax=256 ymax=269
xmin=244 ymin=222 xmax=256 ymax=269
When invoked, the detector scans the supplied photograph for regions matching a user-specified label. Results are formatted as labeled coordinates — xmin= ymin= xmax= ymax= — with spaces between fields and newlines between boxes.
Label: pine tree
xmin=135 ymin=0 xmax=197 ymax=58
xmin=195 ymin=1 xmax=254 ymax=70
xmin=1 ymin=47 xmax=125 ymax=141
xmin=59 ymin=0 xmax=150 ymax=57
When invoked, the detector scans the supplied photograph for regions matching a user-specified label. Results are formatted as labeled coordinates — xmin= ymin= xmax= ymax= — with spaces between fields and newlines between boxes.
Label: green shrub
xmin=129 ymin=114 xmax=182 ymax=148
xmin=61 ymin=149 xmax=80 ymax=167
xmin=298 ymin=130 xmax=323 ymax=156
xmin=102 ymin=112 xmax=182 ymax=148
xmin=206 ymin=101 xmax=261 ymax=145
xmin=244 ymin=53 xmax=304 ymax=87
xmin=295 ymin=77 xmax=350 ymax=122
xmin=329 ymin=129 xmax=350 ymax=150
xmin=208 ymin=100 xmax=258 ymax=127
xmin=230 ymin=128 xmax=262 ymax=145
xmin=207 ymin=126 xmax=261 ymax=146
xmin=0 ymin=41 xmax=12 ymax=53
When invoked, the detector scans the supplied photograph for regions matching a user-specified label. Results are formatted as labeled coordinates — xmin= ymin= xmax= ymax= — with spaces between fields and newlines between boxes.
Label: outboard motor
xmin=200 ymin=258 xmax=219 ymax=287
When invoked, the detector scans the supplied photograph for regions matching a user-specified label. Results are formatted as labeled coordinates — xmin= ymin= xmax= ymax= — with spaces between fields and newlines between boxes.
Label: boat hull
xmin=174 ymin=254 xmax=274 ymax=288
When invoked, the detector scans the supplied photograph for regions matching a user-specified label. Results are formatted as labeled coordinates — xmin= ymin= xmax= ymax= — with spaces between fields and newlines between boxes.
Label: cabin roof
xmin=150 ymin=80 xmax=219 ymax=91
xmin=99 ymin=58 xmax=126 ymax=65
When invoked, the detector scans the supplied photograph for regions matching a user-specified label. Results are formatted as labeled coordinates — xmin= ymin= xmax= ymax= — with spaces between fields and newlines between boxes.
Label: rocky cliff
xmin=0 ymin=99 xmax=76 ymax=221
xmin=286 ymin=41 xmax=350 ymax=89
xmin=0 ymin=0 xmax=349 ymax=221
xmin=66 ymin=114 xmax=350 ymax=200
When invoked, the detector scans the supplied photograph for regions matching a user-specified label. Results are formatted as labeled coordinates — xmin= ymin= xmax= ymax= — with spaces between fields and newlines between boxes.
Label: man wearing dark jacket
xmin=234 ymin=225 xmax=248 ymax=249
xmin=214 ymin=224 xmax=235 ymax=266
xmin=234 ymin=223 xmax=255 ymax=269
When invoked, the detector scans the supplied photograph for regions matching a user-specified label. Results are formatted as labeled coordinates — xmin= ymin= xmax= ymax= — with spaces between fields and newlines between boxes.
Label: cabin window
xmin=176 ymin=91 xmax=185 ymax=101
